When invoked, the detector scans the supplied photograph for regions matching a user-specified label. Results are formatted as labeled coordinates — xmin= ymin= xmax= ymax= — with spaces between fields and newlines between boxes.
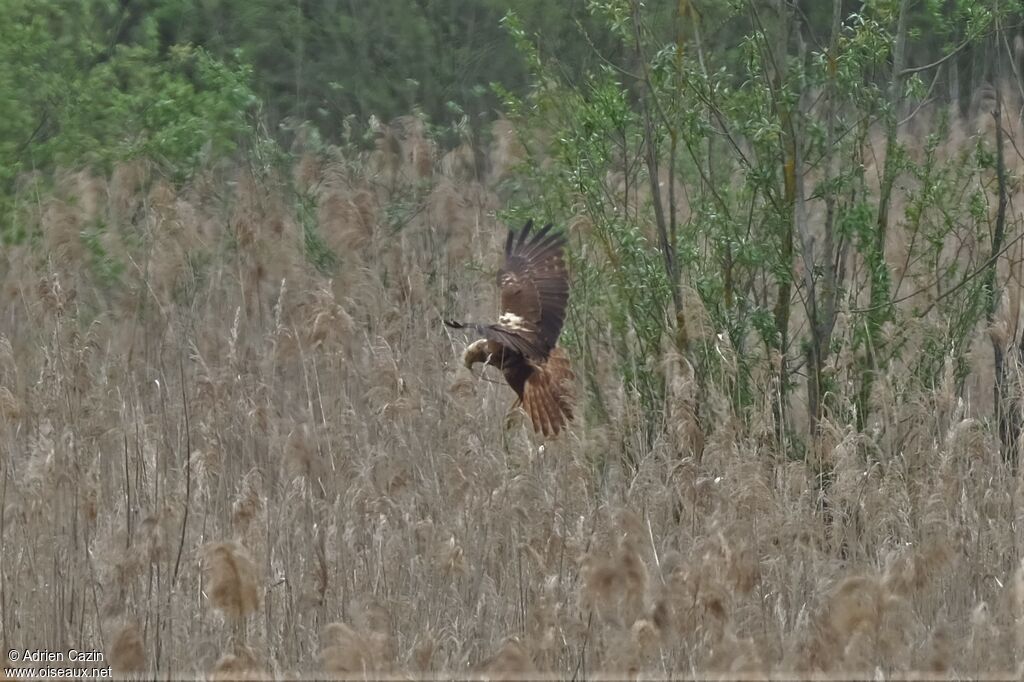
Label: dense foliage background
xmin=2 ymin=0 xmax=1024 ymax=678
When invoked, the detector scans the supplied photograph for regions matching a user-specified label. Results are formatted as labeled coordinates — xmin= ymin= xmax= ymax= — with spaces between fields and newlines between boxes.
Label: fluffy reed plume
xmin=293 ymin=150 xmax=324 ymax=193
xmin=320 ymin=619 xmax=392 ymax=676
xmin=412 ymin=633 xmax=436 ymax=672
xmin=580 ymin=529 xmax=648 ymax=625
xmin=434 ymin=534 xmax=467 ymax=577
xmin=144 ymin=179 xmax=204 ymax=304
xmin=230 ymin=169 xmax=303 ymax=318
xmin=919 ymin=624 xmax=952 ymax=674
xmin=202 ymin=542 xmax=260 ymax=621
xmin=138 ymin=511 xmax=169 ymax=565
xmin=284 ymin=422 xmax=325 ymax=481
xmin=791 ymin=561 xmax=937 ymax=672
xmin=441 ymin=140 xmax=477 ymax=182
xmin=210 ymin=645 xmax=265 ymax=681
xmin=391 ymin=115 xmax=435 ymax=180
xmin=231 ymin=469 xmax=264 ymax=538
xmin=317 ymin=182 xmax=374 ymax=252
xmin=479 ymin=638 xmax=536 ymax=681
xmin=109 ymin=159 xmax=150 ymax=222
xmin=300 ymin=281 xmax=355 ymax=350
xmin=823 ymin=575 xmax=888 ymax=645
xmin=664 ymin=350 xmax=704 ymax=458
xmin=40 ymin=197 xmax=84 ymax=269
xmin=360 ymin=601 xmax=395 ymax=658
xmin=369 ymin=115 xmax=402 ymax=181
xmin=107 ymin=621 xmax=146 ymax=673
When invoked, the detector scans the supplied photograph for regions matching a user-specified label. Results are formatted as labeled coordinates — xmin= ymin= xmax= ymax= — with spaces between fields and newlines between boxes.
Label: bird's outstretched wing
xmin=494 ymin=220 xmax=569 ymax=356
xmin=445 ymin=220 xmax=569 ymax=361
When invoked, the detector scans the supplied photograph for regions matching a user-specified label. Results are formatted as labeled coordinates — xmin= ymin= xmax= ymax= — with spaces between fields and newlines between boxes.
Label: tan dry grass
xmin=0 ymin=115 xmax=1019 ymax=681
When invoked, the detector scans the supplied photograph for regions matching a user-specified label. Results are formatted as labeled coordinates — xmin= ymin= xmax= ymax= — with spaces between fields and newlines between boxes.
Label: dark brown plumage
xmin=445 ymin=220 xmax=574 ymax=436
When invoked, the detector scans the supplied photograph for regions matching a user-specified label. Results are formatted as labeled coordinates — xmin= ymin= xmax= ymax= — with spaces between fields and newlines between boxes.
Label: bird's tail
xmin=522 ymin=347 xmax=575 ymax=437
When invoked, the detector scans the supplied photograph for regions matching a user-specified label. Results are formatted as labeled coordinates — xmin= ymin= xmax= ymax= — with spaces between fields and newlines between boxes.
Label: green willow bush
xmin=499 ymin=0 xmax=1021 ymax=465
xmin=2 ymin=0 xmax=258 ymax=238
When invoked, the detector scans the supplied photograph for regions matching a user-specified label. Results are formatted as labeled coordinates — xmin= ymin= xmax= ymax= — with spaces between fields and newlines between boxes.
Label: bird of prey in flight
xmin=445 ymin=220 xmax=574 ymax=437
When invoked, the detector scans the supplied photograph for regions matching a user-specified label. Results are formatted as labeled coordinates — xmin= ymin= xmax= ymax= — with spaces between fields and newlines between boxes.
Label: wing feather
xmin=497 ymin=221 xmax=570 ymax=356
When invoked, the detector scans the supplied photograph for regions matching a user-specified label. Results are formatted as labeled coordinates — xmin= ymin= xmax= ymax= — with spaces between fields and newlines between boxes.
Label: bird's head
xmin=463 ymin=339 xmax=489 ymax=370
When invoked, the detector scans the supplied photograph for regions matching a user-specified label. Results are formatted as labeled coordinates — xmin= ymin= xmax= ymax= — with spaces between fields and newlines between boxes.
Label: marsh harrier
xmin=445 ymin=220 xmax=574 ymax=437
